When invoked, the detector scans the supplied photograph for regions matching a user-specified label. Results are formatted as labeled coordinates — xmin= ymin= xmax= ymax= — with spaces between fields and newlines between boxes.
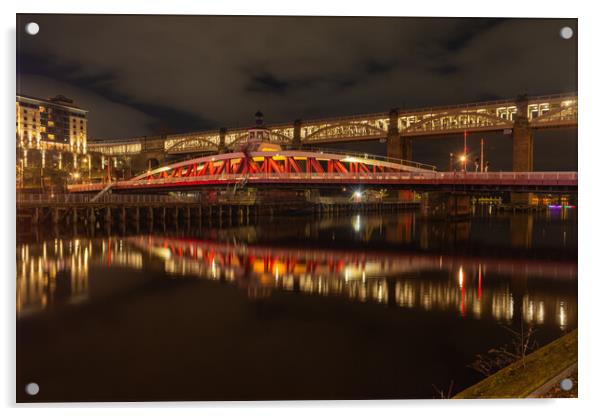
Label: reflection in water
xmin=126 ymin=234 xmax=576 ymax=329
xmin=17 ymin=216 xmax=577 ymax=330
xmin=17 ymin=239 xmax=89 ymax=316
xmin=16 ymin=211 xmax=577 ymax=401
xmin=16 ymin=238 xmax=143 ymax=317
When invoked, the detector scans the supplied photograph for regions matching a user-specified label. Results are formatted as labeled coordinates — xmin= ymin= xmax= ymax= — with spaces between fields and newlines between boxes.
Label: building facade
xmin=16 ymin=94 xmax=95 ymax=189
xmin=17 ymin=94 xmax=88 ymax=155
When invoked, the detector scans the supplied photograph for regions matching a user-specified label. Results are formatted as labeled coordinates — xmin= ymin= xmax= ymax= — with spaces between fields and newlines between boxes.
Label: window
xmin=48 ymin=134 xmax=55 ymax=140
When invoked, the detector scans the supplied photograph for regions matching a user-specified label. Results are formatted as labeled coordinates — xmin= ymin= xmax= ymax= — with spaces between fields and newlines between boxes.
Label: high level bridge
xmin=89 ymin=92 xmax=577 ymax=173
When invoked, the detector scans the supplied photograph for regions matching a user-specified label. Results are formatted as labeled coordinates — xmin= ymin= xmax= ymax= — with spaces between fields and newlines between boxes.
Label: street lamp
xmin=459 ymin=154 xmax=467 ymax=171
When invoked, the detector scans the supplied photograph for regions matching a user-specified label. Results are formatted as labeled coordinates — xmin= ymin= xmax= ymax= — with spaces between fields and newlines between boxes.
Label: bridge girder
xmin=87 ymin=93 xmax=577 ymax=158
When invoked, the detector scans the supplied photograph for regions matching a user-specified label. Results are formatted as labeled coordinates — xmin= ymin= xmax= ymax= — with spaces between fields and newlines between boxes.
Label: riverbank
xmin=454 ymin=329 xmax=577 ymax=399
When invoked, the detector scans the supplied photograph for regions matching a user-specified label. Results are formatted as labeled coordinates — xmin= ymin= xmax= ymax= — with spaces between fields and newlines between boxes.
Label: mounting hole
xmin=25 ymin=22 xmax=40 ymax=36
xmin=560 ymin=26 xmax=573 ymax=40
xmin=560 ymin=378 xmax=573 ymax=391
xmin=25 ymin=382 xmax=40 ymax=396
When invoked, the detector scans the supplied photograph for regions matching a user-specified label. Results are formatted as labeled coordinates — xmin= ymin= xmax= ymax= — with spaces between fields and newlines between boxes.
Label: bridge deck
xmin=68 ymin=171 xmax=577 ymax=193
xmin=87 ymin=92 xmax=577 ymax=156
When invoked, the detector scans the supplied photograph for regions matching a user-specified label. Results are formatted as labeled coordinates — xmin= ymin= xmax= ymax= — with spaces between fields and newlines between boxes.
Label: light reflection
xmin=17 ymin=238 xmax=90 ymax=316
xmin=128 ymin=235 xmax=575 ymax=329
xmin=17 ymin=236 xmax=577 ymax=331
xmin=17 ymin=238 xmax=144 ymax=317
xmin=352 ymin=215 xmax=362 ymax=232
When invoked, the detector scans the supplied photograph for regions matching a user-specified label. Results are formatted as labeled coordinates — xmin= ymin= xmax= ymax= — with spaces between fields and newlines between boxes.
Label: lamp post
xmin=463 ymin=130 xmax=468 ymax=172
xmin=480 ymin=138 xmax=485 ymax=172
xmin=459 ymin=154 xmax=467 ymax=172
xmin=19 ymin=159 xmax=24 ymax=188
xmin=449 ymin=153 xmax=454 ymax=172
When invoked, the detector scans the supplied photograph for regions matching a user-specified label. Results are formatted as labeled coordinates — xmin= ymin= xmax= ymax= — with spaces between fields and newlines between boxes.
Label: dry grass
xmin=454 ymin=329 xmax=577 ymax=399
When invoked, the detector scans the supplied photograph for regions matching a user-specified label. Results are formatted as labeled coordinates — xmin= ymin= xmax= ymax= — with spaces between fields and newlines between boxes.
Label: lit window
xmin=48 ymin=121 xmax=55 ymax=127
xmin=48 ymin=134 xmax=55 ymax=140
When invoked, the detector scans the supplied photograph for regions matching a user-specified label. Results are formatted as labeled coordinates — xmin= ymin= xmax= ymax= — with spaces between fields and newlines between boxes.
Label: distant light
xmin=353 ymin=191 xmax=362 ymax=198
xmin=459 ymin=155 xmax=467 ymax=162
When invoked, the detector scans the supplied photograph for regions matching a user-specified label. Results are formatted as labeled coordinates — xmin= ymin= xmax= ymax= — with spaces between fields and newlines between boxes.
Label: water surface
xmin=16 ymin=209 xmax=577 ymax=401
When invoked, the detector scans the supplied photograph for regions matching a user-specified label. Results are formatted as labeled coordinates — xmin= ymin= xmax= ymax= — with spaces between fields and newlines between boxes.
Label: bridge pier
xmin=172 ymin=206 xmax=179 ymax=225
xmin=88 ymin=207 xmax=95 ymax=226
xmin=31 ymin=208 xmax=39 ymax=227
xmin=134 ymin=207 xmax=140 ymax=232
xmin=147 ymin=207 xmax=154 ymax=228
xmin=52 ymin=208 xmax=60 ymax=226
xmin=293 ymin=119 xmax=302 ymax=149
xmin=218 ymin=128 xmax=227 ymax=153
xmin=104 ymin=207 xmax=112 ymax=227
xmin=184 ymin=207 xmax=191 ymax=228
xmin=512 ymin=94 xmax=534 ymax=205
xmin=386 ymin=108 xmax=412 ymax=161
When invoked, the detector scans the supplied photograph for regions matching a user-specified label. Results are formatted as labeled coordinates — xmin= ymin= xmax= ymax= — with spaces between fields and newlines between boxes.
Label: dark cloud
xmin=16 ymin=14 xmax=577 ymax=169
xmin=441 ymin=18 xmax=508 ymax=52
xmin=429 ymin=64 xmax=460 ymax=76
xmin=247 ymin=72 xmax=293 ymax=94
xmin=364 ymin=59 xmax=398 ymax=75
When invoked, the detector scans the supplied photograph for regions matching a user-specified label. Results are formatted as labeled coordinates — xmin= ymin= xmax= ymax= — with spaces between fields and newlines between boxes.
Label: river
xmin=16 ymin=208 xmax=577 ymax=402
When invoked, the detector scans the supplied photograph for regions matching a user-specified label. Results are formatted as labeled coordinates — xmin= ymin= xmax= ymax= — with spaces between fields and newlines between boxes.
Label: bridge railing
xmin=65 ymin=171 xmax=577 ymax=194
xmin=293 ymin=147 xmax=437 ymax=171
xmin=111 ymin=170 xmax=577 ymax=185
xmin=16 ymin=193 xmax=207 ymax=205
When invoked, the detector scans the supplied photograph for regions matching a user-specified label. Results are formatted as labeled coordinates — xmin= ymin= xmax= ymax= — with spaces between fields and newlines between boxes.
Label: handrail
xmin=67 ymin=171 xmax=577 ymax=190
xmin=16 ymin=193 xmax=208 ymax=205
xmin=285 ymin=146 xmax=438 ymax=171
xmin=63 ymin=171 xmax=578 ymax=194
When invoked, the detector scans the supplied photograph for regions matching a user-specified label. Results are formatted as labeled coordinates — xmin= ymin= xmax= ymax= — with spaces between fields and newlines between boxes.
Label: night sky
xmin=16 ymin=15 xmax=577 ymax=170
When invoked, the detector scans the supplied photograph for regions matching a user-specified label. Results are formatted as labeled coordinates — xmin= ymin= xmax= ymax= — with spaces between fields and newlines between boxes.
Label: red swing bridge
xmin=68 ymin=146 xmax=577 ymax=194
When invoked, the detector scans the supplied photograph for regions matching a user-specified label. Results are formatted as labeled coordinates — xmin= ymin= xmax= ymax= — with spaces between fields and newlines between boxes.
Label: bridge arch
xmin=165 ymin=136 xmax=219 ymax=154
xmin=226 ymin=131 xmax=293 ymax=150
xmin=305 ymin=122 xmax=387 ymax=141
xmin=404 ymin=111 xmax=512 ymax=135
xmin=531 ymin=102 xmax=578 ymax=126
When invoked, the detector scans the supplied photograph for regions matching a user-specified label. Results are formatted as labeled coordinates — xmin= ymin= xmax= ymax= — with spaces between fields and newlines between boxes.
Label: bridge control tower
xmin=234 ymin=111 xmax=282 ymax=153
